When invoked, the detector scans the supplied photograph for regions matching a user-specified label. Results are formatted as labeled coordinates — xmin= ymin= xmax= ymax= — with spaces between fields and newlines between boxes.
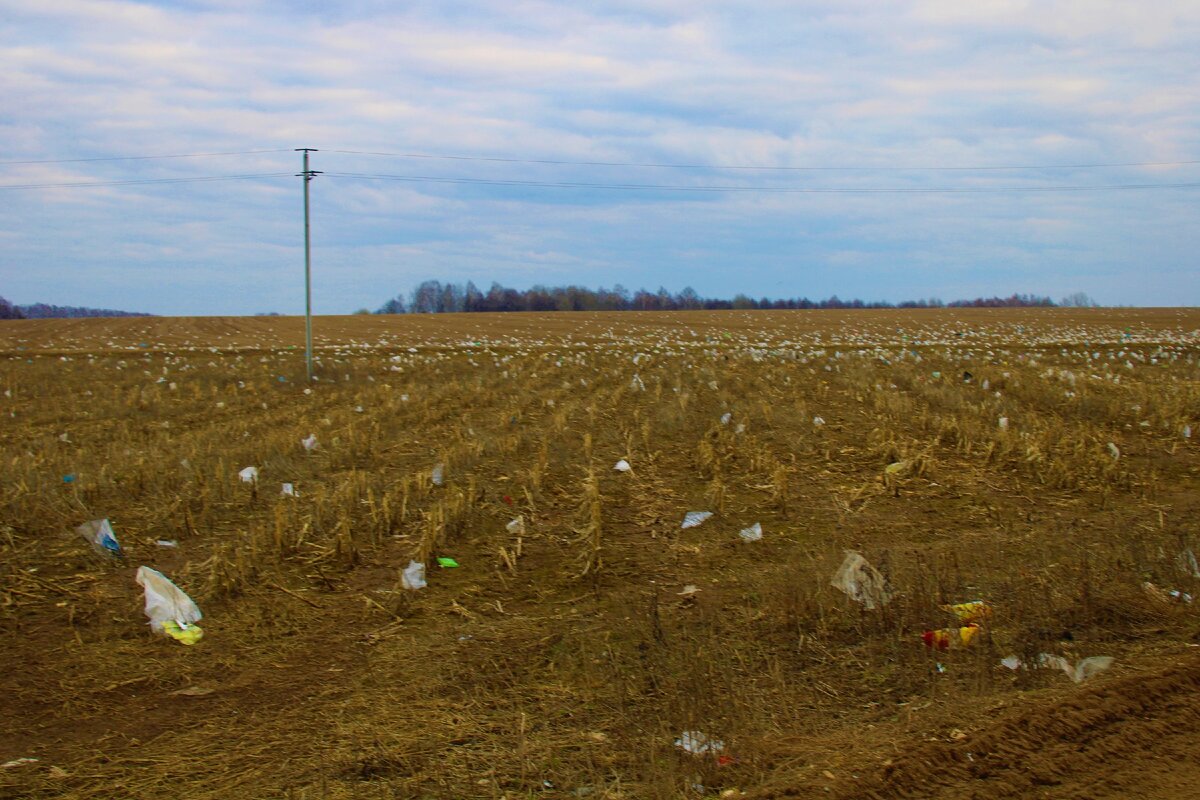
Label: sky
xmin=1 ymin=0 xmax=1198 ymax=315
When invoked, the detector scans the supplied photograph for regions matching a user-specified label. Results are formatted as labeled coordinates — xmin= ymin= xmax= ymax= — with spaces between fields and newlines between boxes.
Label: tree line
xmin=373 ymin=280 xmax=1070 ymax=314
xmin=0 ymin=297 xmax=153 ymax=320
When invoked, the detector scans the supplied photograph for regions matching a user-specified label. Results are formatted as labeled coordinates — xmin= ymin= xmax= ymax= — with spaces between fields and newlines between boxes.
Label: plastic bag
xmin=922 ymin=624 xmax=979 ymax=650
xmin=675 ymin=731 xmax=724 ymax=755
xmin=77 ymin=518 xmax=122 ymax=557
xmin=238 ymin=466 xmax=258 ymax=483
xmin=135 ymin=566 xmax=203 ymax=644
xmin=401 ymin=560 xmax=427 ymax=590
xmin=1038 ymin=653 xmax=1114 ymax=683
xmin=941 ymin=600 xmax=992 ymax=624
xmin=738 ymin=522 xmax=763 ymax=542
xmin=614 ymin=459 xmax=632 ymax=472
xmin=681 ymin=511 xmax=713 ymax=529
xmin=431 ymin=463 xmax=445 ymax=486
xmin=831 ymin=550 xmax=892 ymax=609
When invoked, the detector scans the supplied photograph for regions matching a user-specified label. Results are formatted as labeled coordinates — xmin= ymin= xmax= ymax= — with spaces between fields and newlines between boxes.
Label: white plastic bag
xmin=613 ymin=459 xmax=632 ymax=472
xmin=238 ymin=466 xmax=258 ymax=483
xmin=738 ymin=522 xmax=763 ymax=542
xmin=831 ymin=550 xmax=892 ymax=609
xmin=431 ymin=463 xmax=445 ymax=486
xmin=1039 ymin=654 xmax=1113 ymax=683
xmin=135 ymin=566 xmax=203 ymax=639
xmin=675 ymin=731 xmax=724 ymax=755
xmin=681 ymin=511 xmax=713 ymax=529
xmin=401 ymin=560 xmax=427 ymax=590
xmin=77 ymin=518 xmax=122 ymax=557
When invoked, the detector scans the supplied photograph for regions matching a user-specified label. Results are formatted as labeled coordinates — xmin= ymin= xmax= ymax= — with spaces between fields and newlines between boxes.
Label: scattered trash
xmin=156 ymin=539 xmax=178 ymax=548
xmin=678 ymin=584 xmax=700 ymax=596
xmin=681 ymin=511 xmax=713 ymax=529
xmin=1180 ymin=548 xmax=1200 ymax=578
xmin=613 ymin=459 xmax=632 ymax=472
xmin=1144 ymin=582 xmax=1193 ymax=605
xmin=675 ymin=730 xmax=724 ymax=755
xmin=436 ymin=557 xmax=459 ymax=568
xmin=77 ymin=518 xmax=122 ymax=557
xmin=302 ymin=433 xmax=318 ymax=451
xmin=830 ymin=550 xmax=892 ymax=609
xmin=812 ymin=416 xmax=826 ymax=427
xmin=998 ymin=416 xmax=1009 ymax=430
xmin=135 ymin=566 xmax=203 ymax=645
xmin=630 ymin=374 xmax=645 ymax=391
xmin=738 ymin=522 xmax=763 ymax=542
xmin=962 ymin=371 xmax=973 ymax=383
xmin=922 ymin=624 xmax=980 ymax=650
xmin=1 ymin=758 xmax=38 ymax=769
xmin=431 ymin=463 xmax=445 ymax=486
xmin=238 ymin=466 xmax=258 ymax=483
xmin=1000 ymin=655 xmax=1022 ymax=670
xmin=281 ymin=482 xmax=298 ymax=497
xmin=62 ymin=474 xmax=75 ymax=483
xmin=171 ymin=686 xmax=214 ymax=697
xmin=506 ymin=517 xmax=525 ymax=535
xmin=941 ymin=600 xmax=992 ymax=624
xmin=1038 ymin=653 xmax=1114 ymax=682
xmin=1107 ymin=442 xmax=1120 ymax=460
xmin=1184 ymin=424 xmax=1192 ymax=439
xmin=720 ymin=412 xmax=732 ymax=425
xmin=402 ymin=560 xmax=427 ymax=590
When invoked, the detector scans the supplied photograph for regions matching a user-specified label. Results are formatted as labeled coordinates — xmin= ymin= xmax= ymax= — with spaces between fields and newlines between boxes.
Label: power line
xmin=3 ymin=146 xmax=1196 ymax=172
xmin=324 ymin=171 xmax=1200 ymax=194
xmin=0 ymin=149 xmax=292 ymax=166
xmin=4 ymin=168 xmax=1198 ymax=195
xmin=325 ymin=149 xmax=1200 ymax=172
xmin=0 ymin=173 xmax=294 ymax=190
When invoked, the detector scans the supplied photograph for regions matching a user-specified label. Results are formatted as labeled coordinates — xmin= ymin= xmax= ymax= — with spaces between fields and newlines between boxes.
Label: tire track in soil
xmin=756 ymin=653 xmax=1200 ymax=800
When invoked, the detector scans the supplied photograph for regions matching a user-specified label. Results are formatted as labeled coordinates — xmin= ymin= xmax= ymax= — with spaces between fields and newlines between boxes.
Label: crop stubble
xmin=1 ymin=308 xmax=1198 ymax=799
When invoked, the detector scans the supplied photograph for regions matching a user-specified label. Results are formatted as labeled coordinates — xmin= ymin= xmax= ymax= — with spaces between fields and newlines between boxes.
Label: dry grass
xmin=1 ymin=308 xmax=1198 ymax=799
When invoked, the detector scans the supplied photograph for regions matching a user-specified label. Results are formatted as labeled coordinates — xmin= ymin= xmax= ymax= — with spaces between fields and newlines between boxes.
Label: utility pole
xmin=296 ymin=148 xmax=321 ymax=382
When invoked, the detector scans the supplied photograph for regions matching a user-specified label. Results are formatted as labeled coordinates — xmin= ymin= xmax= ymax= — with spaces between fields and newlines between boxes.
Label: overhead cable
xmin=0 ymin=173 xmax=294 ymax=190
xmin=325 ymin=149 xmax=1200 ymax=172
xmin=0 ymin=149 xmax=293 ymax=166
xmin=323 ymin=171 xmax=1200 ymax=193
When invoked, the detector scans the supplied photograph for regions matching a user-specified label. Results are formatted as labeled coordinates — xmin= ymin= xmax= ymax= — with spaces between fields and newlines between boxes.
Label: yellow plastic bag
xmin=162 ymin=620 xmax=204 ymax=645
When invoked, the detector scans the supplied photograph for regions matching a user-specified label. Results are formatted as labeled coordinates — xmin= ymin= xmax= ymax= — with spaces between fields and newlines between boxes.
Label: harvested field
xmin=1 ymin=308 xmax=1199 ymax=799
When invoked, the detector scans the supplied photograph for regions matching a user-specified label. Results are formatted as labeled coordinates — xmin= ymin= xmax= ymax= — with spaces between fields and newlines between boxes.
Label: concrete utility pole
xmin=296 ymin=148 xmax=321 ymax=382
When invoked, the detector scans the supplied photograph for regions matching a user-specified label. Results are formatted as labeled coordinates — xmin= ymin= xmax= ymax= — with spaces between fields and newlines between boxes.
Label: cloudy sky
xmin=2 ymin=0 xmax=1198 ymax=314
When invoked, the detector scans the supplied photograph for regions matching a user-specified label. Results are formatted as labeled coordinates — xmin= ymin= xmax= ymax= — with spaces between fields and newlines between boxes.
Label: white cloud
xmin=0 ymin=0 xmax=1197 ymax=311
